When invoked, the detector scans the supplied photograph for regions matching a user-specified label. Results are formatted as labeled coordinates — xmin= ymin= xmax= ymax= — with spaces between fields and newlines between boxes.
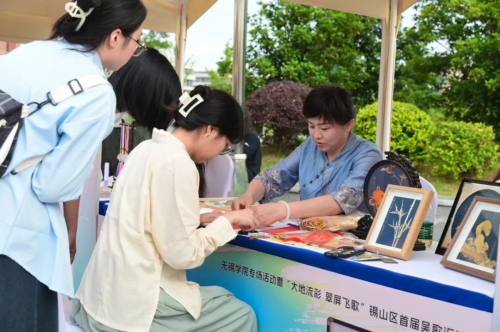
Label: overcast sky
xmin=177 ymin=0 xmax=417 ymax=71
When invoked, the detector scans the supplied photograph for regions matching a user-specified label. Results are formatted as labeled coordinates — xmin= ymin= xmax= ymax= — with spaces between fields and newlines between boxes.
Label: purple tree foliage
xmin=246 ymin=81 xmax=311 ymax=147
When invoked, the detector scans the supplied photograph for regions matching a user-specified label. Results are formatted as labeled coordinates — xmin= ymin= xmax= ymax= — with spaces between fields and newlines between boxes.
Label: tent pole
xmin=376 ymin=0 xmax=401 ymax=156
xmin=231 ymin=0 xmax=248 ymax=196
xmin=376 ymin=17 xmax=389 ymax=154
xmin=175 ymin=1 xmax=189 ymax=85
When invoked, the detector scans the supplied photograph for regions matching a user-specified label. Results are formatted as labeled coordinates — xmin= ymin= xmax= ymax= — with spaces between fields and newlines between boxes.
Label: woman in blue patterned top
xmin=232 ymin=85 xmax=382 ymax=226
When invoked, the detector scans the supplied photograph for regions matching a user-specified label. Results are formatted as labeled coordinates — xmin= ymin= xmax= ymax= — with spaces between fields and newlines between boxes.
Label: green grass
xmin=261 ymin=145 xmax=294 ymax=170
xmin=260 ymin=144 xmax=498 ymax=197
xmin=418 ymin=168 xmax=498 ymax=197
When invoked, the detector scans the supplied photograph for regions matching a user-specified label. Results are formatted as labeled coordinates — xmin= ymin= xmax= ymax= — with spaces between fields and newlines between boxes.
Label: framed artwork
xmin=364 ymin=185 xmax=433 ymax=260
xmin=441 ymin=197 xmax=500 ymax=282
xmin=363 ymin=152 xmax=421 ymax=218
xmin=436 ymin=179 xmax=500 ymax=255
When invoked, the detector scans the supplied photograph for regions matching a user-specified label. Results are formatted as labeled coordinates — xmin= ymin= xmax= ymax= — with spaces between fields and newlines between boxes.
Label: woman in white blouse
xmin=71 ymin=85 xmax=260 ymax=332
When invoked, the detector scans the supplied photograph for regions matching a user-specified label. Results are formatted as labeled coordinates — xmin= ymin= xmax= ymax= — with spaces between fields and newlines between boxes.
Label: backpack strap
xmin=48 ymin=75 xmax=110 ymax=107
xmin=11 ymin=75 xmax=111 ymax=174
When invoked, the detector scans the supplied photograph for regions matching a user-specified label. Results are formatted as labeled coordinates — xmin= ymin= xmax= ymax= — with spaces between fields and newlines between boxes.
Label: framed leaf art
xmin=364 ymin=185 xmax=433 ymax=260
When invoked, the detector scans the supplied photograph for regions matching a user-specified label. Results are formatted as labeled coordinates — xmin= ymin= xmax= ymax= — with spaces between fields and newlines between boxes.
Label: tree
xmin=216 ymin=42 xmax=233 ymax=77
xmin=142 ymin=30 xmax=195 ymax=84
xmin=207 ymin=70 xmax=232 ymax=94
xmin=246 ymin=1 xmax=381 ymax=107
xmin=208 ymin=42 xmax=233 ymax=94
xmin=246 ymin=81 xmax=311 ymax=147
xmin=393 ymin=27 xmax=446 ymax=114
xmin=397 ymin=0 xmax=500 ymax=136
xmin=142 ymin=31 xmax=174 ymax=57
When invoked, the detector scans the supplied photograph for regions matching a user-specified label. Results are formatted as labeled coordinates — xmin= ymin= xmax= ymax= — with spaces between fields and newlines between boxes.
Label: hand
xmin=252 ymin=203 xmax=287 ymax=227
xmin=200 ymin=211 xmax=224 ymax=224
xmin=231 ymin=193 xmax=254 ymax=211
xmin=224 ymin=209 xmax=262 ymax=230
xmin=69 ymin=233 xmax=77 ymax=264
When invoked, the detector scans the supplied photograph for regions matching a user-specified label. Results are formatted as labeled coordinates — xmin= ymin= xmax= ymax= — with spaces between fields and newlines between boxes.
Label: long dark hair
xmin=173 ymin=86 xmax=244 ymax=144
xmin=50 ymin=0 xmax=147 ymax=51
xmin=109 ymin=48 xmax=181 ymax=132
xmin=196 ymin=163 xmax=206 ymax=198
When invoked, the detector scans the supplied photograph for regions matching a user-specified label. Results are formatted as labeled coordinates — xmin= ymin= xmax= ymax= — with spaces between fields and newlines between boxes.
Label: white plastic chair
xmin=419 ymin=176 xmax=438 ymax=221
xmin=204 ymin=154 xmax=235 ymax=198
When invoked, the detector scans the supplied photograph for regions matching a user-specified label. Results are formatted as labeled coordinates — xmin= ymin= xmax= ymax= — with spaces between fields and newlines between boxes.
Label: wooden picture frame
xmin=436 ymin=178 xmax=500 ymax=255
xmin=364 ymin=185 xmax=433 ymax=260
xmin=441 ymin=197 xmax=500 ymax=282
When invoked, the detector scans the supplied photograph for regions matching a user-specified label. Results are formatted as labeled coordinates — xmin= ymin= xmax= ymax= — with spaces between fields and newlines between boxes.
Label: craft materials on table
xmin=199 ymin=197 xmax=237 ymax=212
xmin=300 ymin=211 xmax=364 ymax=232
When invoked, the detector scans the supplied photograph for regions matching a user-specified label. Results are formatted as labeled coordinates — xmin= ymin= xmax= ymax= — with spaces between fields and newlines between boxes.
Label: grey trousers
xmin=0 ymin=255 xmax=58 ymax=332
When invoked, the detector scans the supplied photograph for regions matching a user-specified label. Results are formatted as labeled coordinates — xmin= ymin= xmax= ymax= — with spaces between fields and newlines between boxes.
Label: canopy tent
xmin=0 ymin=0 xmax=217 ymax=82
xmin=0 ymin=0 xmax=216 ymax=42
xmin=284 ymin=0 xmax=419 ymax=153
xmin=0 ymin=0 xmax=419 ymax=153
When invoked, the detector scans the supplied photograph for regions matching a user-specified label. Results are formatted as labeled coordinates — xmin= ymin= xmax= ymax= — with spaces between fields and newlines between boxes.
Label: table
xmin=187 ymin=236 xmax=495 ymax=332
xmin=97 ymin=199 xmax=495 ymax=331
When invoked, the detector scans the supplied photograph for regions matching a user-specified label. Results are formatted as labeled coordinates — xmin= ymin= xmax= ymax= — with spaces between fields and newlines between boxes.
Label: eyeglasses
xmin=129 ymin=36 xmax=146 ymax=57
xmin=220 ymin=143 xmax=234 ymax=155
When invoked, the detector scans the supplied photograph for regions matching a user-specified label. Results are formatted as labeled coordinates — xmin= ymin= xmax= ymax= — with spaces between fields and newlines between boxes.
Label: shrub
xmin=355 ymin=101 xmax=499 ymax=179
xmin=428 ymin=121 xmax=499 ymax=179
xmin=355 ymin=101 xmax=435 ymax=162
xmin=246 ymin=81 xmax=311 ymax=147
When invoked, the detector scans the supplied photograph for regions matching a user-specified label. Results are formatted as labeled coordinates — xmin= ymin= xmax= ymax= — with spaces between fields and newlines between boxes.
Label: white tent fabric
xmin=0 ymin=0 xmax=216 ymax=44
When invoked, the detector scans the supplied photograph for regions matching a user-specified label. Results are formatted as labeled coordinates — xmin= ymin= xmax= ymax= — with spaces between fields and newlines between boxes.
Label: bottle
xmin=418 ymin=204 xmax=434 ymax=248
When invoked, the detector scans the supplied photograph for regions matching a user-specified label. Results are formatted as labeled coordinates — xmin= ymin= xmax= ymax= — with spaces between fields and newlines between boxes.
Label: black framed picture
xmin=364 ymin=160 xmax=418 ymax=217
xmin=436 ymin=178 xmax=500 ymax=255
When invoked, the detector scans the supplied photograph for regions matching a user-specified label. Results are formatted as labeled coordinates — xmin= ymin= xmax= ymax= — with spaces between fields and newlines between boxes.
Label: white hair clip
xmin=178 ymin=92 xmax=204 ymax=118
xmin=65 ymin=1 xmax=95 ymax=32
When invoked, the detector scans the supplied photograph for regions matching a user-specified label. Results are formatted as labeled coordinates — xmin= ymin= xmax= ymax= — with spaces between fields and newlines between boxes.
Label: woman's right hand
xmin=224 ymin=209 xmax=261 ymax=230
xmin=231 ymin=193 xmax=254 ymax=211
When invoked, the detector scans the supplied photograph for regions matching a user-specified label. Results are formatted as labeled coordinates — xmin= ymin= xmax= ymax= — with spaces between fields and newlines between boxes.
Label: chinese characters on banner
xmin=221 ymin=260 xmax=464 ymax=332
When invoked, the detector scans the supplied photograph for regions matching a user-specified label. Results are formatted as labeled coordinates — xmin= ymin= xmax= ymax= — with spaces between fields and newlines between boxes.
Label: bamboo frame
xmin=441 ymin=197 xmax=500 ymax=282
xmin=364 ymin=185 xmax=433 ymax=260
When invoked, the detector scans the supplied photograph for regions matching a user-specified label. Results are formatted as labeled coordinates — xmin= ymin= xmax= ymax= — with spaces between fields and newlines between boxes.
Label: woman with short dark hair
xmin=233 ymin=85 xmax=383 ymax=225
xmin=0 ymin=0 xmax=146 ymax=330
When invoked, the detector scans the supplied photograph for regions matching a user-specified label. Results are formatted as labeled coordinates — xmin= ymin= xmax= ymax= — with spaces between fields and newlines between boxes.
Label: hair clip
xmin=65 ymin=1 xmax=95 ymax=32
xmin=178 ymin=92 xmax=204 ymax=118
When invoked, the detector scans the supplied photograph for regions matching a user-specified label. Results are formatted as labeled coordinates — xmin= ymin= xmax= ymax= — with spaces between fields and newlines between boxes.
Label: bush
xmin=355 ymin=101 xmax=435 ymax=162
xmin=246 ymin=81 xmax=311 ymax=147
xmin=428 ymin=121 xmax=499 ymax=179
xmin=355 ymin=101 xmax=499 ymax=179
